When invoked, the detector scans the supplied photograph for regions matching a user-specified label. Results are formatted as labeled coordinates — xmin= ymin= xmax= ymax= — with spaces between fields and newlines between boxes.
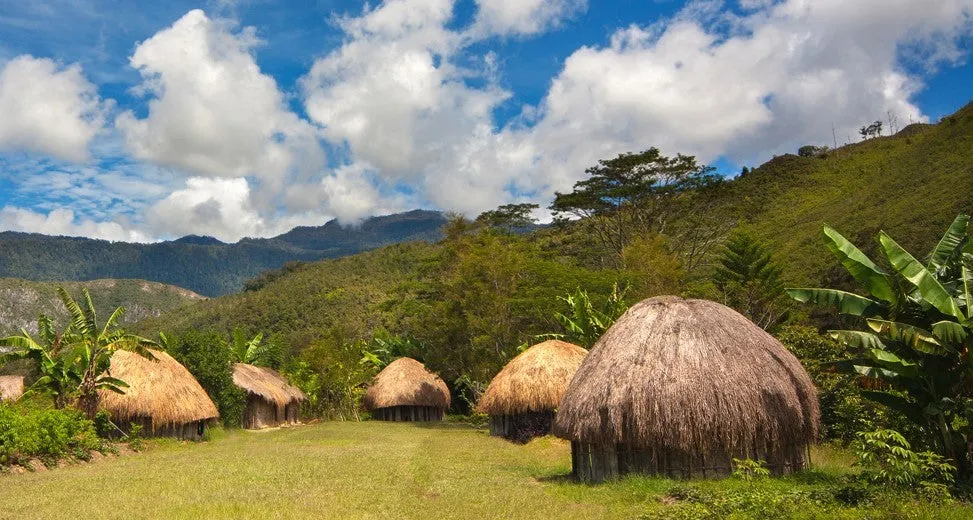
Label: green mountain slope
xmin=0 ymin=210 xmax=446 ymax=297
xmin=0 ymin=278 xmax=205 ymax=335
xmin=729 ymin=103 xmax=972 ymax=283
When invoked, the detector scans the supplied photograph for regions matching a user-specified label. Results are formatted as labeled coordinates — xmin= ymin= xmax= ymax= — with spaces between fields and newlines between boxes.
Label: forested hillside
xmin=0 ymin=278 xmax=204 ymax=335
xmin=0 ymin=210 xmax=446 ymax=297
xmin=141 ymin=103 xmax=973 ymax=379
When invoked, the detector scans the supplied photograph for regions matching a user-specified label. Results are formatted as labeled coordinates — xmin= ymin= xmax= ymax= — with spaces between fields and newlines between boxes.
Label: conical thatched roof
xmin=554 ymin=296 xmax=819 ymax=454
xmin=477 ymin=340 xmax=587 ymax=416
xmin=99 ymin=349 xmax=218 ymax=429
xmin=0 ymin=375 xmax=24 ymax=401
xmin=233 ymin=363 xmax=306 ymax=408
xmin=363 ymin=358 xmax=450 ymax=411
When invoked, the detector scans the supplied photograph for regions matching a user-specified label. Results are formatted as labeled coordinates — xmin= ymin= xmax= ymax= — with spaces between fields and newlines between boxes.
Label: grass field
xmin=0 ymin=421 xmax=970 ymax=519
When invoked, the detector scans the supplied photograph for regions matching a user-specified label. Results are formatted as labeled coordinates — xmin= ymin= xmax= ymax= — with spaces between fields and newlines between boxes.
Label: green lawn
xmin=0 ymin=422 xmax=969 ymax=519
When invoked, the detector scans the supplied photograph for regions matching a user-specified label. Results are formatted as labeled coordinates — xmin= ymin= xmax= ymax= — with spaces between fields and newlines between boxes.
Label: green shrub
xmin=164 ymin=329 xmax=246 ymax=428
xmin=0 ymin=403 xmax=101 ymax=466
xmin=777 ymin=326 xmax=904 ymax=442
xmin=852 ymin=429 xmax=956 ymax=488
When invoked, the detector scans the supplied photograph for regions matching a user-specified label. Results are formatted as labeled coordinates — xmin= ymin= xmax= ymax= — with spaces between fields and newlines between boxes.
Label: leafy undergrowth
xmin=0 ymin=422 xmax=969 ymax=519
xmin=0 ymin=401 xmax=109 ymax=469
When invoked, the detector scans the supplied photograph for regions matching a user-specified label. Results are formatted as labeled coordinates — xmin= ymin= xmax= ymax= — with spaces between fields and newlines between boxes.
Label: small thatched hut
xmin=363 ymin=358 xmax=450 ymax=421
xmin=554 ymin=296 xmax=819 ymax=482
xmin=233 ymin=363 xmax=306 ymax=429
xmin=0 ymin=375 xmax=24 ymax=402
xmin=477 ymin=340 xmax=587 ymax=443
xmin=99 ymin=349 xmax=218 ymax=440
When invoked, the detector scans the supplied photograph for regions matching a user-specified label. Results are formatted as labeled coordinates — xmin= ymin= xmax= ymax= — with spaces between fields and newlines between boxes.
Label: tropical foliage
xmin=789 ymin=214 xmax=973 ymax=477
xmin=1 ymin=288 xmax=158 ymax=418
xmin=710 ymin=230 xmax=790 ymax=330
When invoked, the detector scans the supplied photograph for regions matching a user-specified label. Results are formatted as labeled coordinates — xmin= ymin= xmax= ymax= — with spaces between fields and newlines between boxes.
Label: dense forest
xmin=0 ymin=210 xmax=446 ymax=297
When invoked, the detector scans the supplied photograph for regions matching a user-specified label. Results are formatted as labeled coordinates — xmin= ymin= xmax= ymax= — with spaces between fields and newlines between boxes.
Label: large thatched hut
xmin=477 ymin=340 xmax=587 ymax=443
xmin=99 ymin=349 xmax=218 ymax=440
xmin=363 ymin=358 xmax=450 ymax=421
xmin=554 ymin=296 xmax=819 ymax=482
xmin=0 ymin=375 xmax=24 ymax=402
xmin=233 ymin=363 xmax=306 ymax=429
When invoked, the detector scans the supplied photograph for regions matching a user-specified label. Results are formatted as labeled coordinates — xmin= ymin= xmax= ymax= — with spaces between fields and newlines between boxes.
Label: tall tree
xmin=475 ymin=203 xmax=539 ymax=230
xmin=711 ymin=231 xmax=790 ymax=330
xmin=550 ymin=148 xmax=718 ymax=260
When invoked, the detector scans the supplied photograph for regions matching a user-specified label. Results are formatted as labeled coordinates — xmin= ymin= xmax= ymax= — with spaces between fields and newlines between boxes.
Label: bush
xmin=0 ymin=403 xmax=102 ymax=466
xmin=853 ymin=429 xmax=956 ymax=488
xmin=283 ymin=335 xmax=375 ymax=421
xmin=777 ymin=326 xmax=901 ymax=442
xmin=164 ymin=329 xmax=246 ymax=428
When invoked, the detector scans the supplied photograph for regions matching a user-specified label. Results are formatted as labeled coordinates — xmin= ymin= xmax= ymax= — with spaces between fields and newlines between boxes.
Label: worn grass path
xmin=1 ymin=422 xmax=971 ymax=519
xmin=0 ymin=422 xmax=634 ymax=519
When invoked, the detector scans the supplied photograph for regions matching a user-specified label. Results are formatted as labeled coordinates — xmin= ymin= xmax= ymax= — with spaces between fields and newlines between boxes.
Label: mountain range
xmin=0 ymin=210 xmax=446 ymax=297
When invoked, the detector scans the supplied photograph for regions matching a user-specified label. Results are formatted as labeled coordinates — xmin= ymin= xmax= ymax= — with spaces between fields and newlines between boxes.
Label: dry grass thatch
xmin=553 ymin=296 xmax=819 ymax=455
xmin=99 ymin=349 xmax=218 ymax=429
xmin=477 ymin=340 xmax=587 ymax=415
xmin=363 ymin=358 xmax=450 ymax=411
xmin=0 ymin=375 xmax=24 ymax=401
xmin=233 ymin=363 xmax=306 ymax=409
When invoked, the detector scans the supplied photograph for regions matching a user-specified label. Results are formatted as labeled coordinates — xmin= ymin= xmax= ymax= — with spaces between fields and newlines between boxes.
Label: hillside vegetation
xmin=144 ymin=103 xmax=972 ymax=345
xmin=0 ymin=210 xmax=446 ymax=297
xmin=0 ymin=278 xmax=204 ymax=336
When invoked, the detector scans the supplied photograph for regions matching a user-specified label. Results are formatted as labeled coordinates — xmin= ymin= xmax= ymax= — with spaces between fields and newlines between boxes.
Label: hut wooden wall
xmin=488 ymin=411 xmax=555 ymax=443
xmin=244 ymin=395 xmax=281 ymax=429
xmin=372 ymin=405 xmax=444 ymax=422
xmin=284 ymin=402 xmax=301 ymax=424
xmin=570 ymin=442 xmax=810 ymax=483
xmin=118 ymin=416 xmax=209 ymax=441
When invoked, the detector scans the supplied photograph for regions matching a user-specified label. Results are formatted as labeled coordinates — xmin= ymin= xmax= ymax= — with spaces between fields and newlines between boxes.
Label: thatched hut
xmin=99 ymin=349 xmax=218 ymax=440
xmin=363 ymin=358 xmax=450 ymax=421
xmin=233 ymin=363 xmax=306 ymax=429
xmin=477 ymin=340 xmax=587 ymax=442
xmin=0 ymin=375 xmax=24 ymax=402
xmin=554 ymin=296 xmax=819 ymax=482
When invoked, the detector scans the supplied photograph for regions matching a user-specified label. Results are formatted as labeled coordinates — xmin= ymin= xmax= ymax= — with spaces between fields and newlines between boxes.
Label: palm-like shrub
xmin=1 ymin=288 xmax=158 ymax=418
xmin=789 ymin=214 xmax=972 ymax=477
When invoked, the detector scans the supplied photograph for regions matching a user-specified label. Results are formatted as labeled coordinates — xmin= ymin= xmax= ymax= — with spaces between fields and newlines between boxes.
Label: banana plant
xmin=789 ymin=214 xmax=972 ymax=477
xmin=56 ymin=287 xmax=159 ymax=419
xmin=229 ymin=329 xmax=268 ymax=365
xmin=0 ymin=315 xmax=80 ymax=409
xmin=546 ymin=283 xmax=629 ymax=348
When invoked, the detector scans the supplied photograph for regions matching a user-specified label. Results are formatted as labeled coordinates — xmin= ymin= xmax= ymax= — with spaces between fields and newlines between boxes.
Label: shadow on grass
xmin=535 ymin=473 xmax=576 ymax=484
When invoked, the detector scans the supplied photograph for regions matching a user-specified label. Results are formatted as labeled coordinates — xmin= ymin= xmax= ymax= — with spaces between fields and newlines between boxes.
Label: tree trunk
xmin=76 ymin=381 xmax=100 ymax=420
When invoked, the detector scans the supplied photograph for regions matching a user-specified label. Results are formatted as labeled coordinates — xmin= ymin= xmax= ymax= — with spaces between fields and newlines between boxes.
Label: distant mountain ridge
xmin=0 ymin=278 xmax=205 ymax=335
xmin=0 ymin=210 xmax=447 ymax=297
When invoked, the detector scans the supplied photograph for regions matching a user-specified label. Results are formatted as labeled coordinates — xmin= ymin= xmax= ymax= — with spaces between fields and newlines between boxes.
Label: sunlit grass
xmin=0 ymin=422 xmax=969 ymax=519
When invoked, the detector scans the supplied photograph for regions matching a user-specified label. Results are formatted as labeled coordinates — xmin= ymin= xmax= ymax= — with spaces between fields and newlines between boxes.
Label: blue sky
xmin=0 ymin=0 xmax=970 ymax=242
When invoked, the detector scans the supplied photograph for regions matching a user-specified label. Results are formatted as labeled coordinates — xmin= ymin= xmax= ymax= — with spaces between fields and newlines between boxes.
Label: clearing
xmin=0 ymin=421 xmax=970 ymax=519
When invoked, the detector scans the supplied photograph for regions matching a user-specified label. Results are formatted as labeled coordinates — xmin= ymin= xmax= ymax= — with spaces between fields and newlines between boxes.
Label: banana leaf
xmin=787 ymin=288 xmax=884 ymax=316
xmin=822 ymin=226 xmax=897 ymax=304
xmin=879 ymin=232 xmax=964 ymax=320
xmin=829 ymin=329 xmax=887 ymax=350
xmin=867 ymin=319 xmax=953 ymax=355
xmin=926 ymin=214 xmax=970 ymax=273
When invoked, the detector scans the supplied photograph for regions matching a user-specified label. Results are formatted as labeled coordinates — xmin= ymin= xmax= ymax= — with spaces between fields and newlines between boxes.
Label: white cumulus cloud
xmin=0 ymin=206 xmax=150 ymax=242
xmin=0 ymin=55 xmax=108 ymax=162
xmin=115 ymin=9 xmax=324 ymax=192
xmin=471 ymin=0 xmax=587 ymax=37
